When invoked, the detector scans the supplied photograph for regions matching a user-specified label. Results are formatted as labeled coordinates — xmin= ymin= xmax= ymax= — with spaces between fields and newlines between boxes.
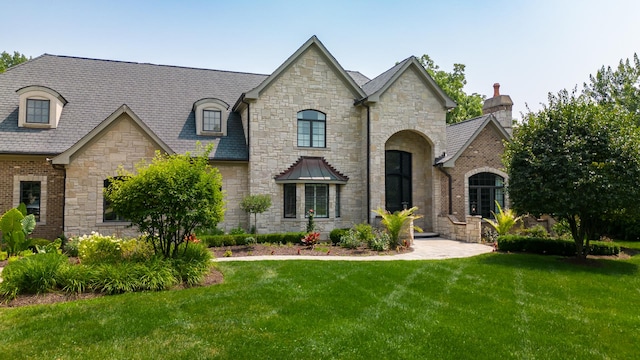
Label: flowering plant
xmin=184 ymin=233 xmax=200 ymax=243
xmin=306 ymin=209 xmax=316 ymax=233
xmin=301 ymin=231 xmax=320 ymax=247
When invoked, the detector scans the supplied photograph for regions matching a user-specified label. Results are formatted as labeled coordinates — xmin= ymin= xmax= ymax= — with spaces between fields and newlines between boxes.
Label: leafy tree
xmin=105 ymin=145 xmax=225 ymax=258
xmin=584 ymin=53 xmax=640 ymax=124
xmin=418 ymin=54 xmax=484 ymax=123
xmin=504 ymin=89 xmax=640 ymax=258
xmin=240 ymin=194 xmax=272 ymax=234
xmin=0 ymin=51 xmax=29 ymax=73
xmin=373 ymin=207 xmax=423 ymax=249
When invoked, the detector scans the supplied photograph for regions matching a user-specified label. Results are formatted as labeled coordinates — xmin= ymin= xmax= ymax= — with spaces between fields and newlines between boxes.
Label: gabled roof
xmin=435 ymin=114 xmax=511 ymax=167
xmin=243 ymin=36 xmax=367 ymax=101
xmin=52 ymin=105 xmax=172 ymax=165
xmin=361 ymin=56 xmax=457 ymax=108
xmin=0 ymin=54 xmax=267 ymax=159
xmin=275 ymin=156 xmax=349 ymax=184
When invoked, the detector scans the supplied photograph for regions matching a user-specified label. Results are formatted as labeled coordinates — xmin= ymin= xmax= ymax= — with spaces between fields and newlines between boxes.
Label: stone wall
xmin=247 ymin=46 xmax=365 ymax=234
xmin=369 ymin=66 xmax=447 ymax=230
xmin=0 ymin=156 xmax=65 ymax=240
xmin=212 ymin=161 xmax=249 ymax=232
xmin=64 ymin=114 xmax=161 ymax=237
xmin=437 ymin=215 xmax=483 ymax=243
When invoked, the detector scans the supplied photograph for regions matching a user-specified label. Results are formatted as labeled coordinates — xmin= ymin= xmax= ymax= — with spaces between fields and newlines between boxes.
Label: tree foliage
xmin=104 ymin=145 xmax=225 ymax=258
xmin=418 ymin=54 xmax=484 ymax=124
xmin=584 ymin=53 xmax=640 ymax=124
xmin=504 ymin=89 xmax=640 ymax=258
xmin=240 ymin=194 xmax=272 ymax=233
xmin=0 ymin=51 xmax=29 ymax=73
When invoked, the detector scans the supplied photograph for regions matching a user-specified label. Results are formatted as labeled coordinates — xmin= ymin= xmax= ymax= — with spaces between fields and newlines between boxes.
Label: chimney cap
xmin=493 ymin=83 xmax=500 ymax=97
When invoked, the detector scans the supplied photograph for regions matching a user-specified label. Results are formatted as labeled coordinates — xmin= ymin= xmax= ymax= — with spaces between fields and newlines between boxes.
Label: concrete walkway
xmin=214 ymin=238 xmax=494 ymax=262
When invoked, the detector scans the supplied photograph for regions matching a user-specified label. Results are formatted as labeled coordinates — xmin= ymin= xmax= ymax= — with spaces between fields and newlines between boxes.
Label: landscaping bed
xmin=209 ymin=243 xmax=413 ymax=258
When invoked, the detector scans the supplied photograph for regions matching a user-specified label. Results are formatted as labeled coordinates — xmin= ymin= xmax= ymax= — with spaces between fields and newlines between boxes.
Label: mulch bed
xmin=209 ymin=243 xmax=413 ymax=258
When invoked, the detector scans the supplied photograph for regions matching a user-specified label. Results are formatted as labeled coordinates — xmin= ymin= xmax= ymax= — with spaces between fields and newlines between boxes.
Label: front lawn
xmin=1 ymin=253 xmax=639 ymax=359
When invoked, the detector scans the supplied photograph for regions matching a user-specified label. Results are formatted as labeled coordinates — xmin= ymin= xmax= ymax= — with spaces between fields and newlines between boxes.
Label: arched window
xmin=297 ymin=110 xmax=326 ymax=148
xmin=469 ymin=172 xmax=504 ymax=218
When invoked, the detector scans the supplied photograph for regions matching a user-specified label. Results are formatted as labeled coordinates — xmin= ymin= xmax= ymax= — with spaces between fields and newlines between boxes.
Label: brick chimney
xmin=482 ymin=83 xmax=513 ymax=137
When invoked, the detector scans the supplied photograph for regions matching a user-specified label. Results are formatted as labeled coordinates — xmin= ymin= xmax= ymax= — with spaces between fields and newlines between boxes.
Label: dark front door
xmin=385 ymin=150 xmax=412 ymax=213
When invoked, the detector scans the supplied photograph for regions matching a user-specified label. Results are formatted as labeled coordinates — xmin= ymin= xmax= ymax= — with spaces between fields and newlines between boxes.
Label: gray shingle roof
xmin=362 ymin=57 xmax=411 ymax=96
xmin=436 ymin=114 xmax=498 ymax=166
xmin=346 ymin=71 xmax=371 ymax=87
xmin=0 ymin=54 xmax=267 ymax=159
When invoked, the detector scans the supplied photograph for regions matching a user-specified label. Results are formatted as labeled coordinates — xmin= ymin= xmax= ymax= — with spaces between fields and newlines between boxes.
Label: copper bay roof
xmin=274 ymin=156 xmax=349 ymax=183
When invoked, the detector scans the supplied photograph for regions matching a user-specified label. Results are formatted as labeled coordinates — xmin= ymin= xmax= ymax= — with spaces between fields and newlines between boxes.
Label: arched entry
xmin=385 ymin=150 xmax=412 ymax=213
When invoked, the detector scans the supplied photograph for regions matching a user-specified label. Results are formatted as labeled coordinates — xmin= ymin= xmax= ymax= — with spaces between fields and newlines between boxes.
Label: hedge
xmin=497 ymin=235 xmax=620 ymax=256
xmin=329 ymin=228 xmax=350 ymax=245
xmin=199 ymin=232 xmax=307 ymax=247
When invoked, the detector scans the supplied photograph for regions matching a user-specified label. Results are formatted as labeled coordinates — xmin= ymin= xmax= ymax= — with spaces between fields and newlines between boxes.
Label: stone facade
xmin=0 ymin=156 xmax=65 ymax=240
xmin=63 ymin=114 xmax=161 ymax=237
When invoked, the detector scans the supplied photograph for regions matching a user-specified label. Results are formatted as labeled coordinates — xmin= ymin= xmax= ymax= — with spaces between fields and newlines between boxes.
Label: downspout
xmin=241 ymin=95 xmax=251 ymax=161
xmin=436 ymin=165 xmax=452 ymax=214
xmin=364 ymin=102 xmax=371 ymax=224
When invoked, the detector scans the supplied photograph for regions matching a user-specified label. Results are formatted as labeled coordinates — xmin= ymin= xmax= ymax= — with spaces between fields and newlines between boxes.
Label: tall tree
xmin=584 ymin=53 xmax=639 ymax=124
xmin=504 ymin=89 xmax=640 ymax=258
xmin=418 ymin=54 xmax=485 ymax=124
xmin=0 ymin=51 xmax=29 ymax=73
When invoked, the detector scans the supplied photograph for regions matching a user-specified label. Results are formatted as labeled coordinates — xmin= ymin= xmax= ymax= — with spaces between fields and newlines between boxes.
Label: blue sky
xmin=2 ymin=0 xmax=639 ymax=119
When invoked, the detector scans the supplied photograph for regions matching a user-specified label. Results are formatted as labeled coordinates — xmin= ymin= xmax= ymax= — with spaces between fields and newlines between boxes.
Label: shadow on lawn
xmin=478 ymin=251 xmax=639 ymax=276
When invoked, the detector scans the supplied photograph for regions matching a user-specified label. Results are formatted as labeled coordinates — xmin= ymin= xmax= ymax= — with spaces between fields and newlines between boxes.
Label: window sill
xmin=23 ymin=122 xmax=55 ymax=129
xmin=295 ymin=146 xmax=330 ymax=151
xmin=97 ymin=221 xmax=131 ymax=226
xmin=199 ymin=131 xmax=224 ymax=137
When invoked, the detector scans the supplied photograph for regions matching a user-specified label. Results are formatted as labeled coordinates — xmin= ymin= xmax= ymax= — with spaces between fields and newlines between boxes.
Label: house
xmin=0 ymin=36 xmax=512 ymax=242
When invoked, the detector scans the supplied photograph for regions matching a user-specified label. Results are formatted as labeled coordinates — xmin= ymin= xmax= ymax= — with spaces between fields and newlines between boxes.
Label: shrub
xmin=301 ymin=232 xmax=320 ymax=247
xmin=200 ymin=232 xmax=307 ymax=247
xmin=229 ymin=226 xmax=247 ymax=235
xmin=64 ymin=236 xmax=81 ymax=257
xmin=485 ymin=201 xmax=522 ymax=236
xmin=373 ymin=207 xmax=423 ymax=249
xmin=369 ymin=231 xmax=390 ymax=251
xmin=171 ymin=242 xmax=212 ymax=286
xmin=195 ymin=227 xmax=224 ymax=236
xmin=77 ymin=232 xmax=123 ymax=265
xmin=90 ymin=260 xmax=178 ymax=295
xmin=329 ymin=228 xmax=349 ymax=245
xmin=339 ymin=230 xmax=361 ymax=249
xmin=520 ymin=225 xmax=549 ymax=238
xmin=0 ymin=253 xmax=68 ymax=299
xmin=56 ymin=264 xmax=93 ymax=294
xmin=120 ymin=237 xmax=155 ymax=262
xmin=26 ymin=238 xmax=52 ymax=252
xmin=0 ymin=251 xmax=7 ymax=261
xmin=497 ymin=235 xmax=620 ymax=256
xmin=354 ymin=223 xmax=375 ymax=245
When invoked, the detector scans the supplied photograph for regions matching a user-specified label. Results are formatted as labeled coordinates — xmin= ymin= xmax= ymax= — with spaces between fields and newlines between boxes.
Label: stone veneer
xmin=0 ymin=156 xmax=65 ymax=240
xmin=63 ymin=114 xmax=161 ymax=237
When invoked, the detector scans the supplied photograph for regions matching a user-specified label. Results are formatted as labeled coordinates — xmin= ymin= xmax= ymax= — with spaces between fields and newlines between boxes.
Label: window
xmin=469 ymin=172 xmax=505 ymax=219
xmin=385 ymin=150 xmax=412 ymax=213
xmin=305 ymin=184 xmax=328 ymax=218
xmin=26 ymin=99 xmax=50 ymax=123
xmin=284 ymin=184 xmax=297 ymax=218
xmin=297 ymin=110 xmax=326 ymax=148
xmin=203 ymin=110 xmax=221 ymax=132
xmin=20 ymin=181 xmax=41 ymax=222
xmin=335 ymin=185 xmax=341 ymax=218
xmin=103 ymin=178 xmax=126 ymax=222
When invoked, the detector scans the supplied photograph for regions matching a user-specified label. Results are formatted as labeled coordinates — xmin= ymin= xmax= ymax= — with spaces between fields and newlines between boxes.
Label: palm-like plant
xmin=373 ymin=207 xmax=423 ymax=249
xmin=485 ymin=201 xmax=521 ymax=236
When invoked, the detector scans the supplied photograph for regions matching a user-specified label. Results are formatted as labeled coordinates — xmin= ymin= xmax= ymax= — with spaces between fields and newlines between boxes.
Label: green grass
xmin=1 ymin=253 xmax=639 ymax=359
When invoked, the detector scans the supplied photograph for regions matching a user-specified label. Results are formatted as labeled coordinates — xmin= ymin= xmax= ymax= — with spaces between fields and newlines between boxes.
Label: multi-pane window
xmin=305 ymin=184 xmax=328 ymax=218
xmin=284 ymin=184 xmax=297 ymax=218
xmin=297 ymin=110 xmax=325 ymax=147
xmin=385 ymin=150 xmax=412 ymax=213
xmin=203 ymin=110 xmax=222 ymax=132
xmin=26 ymin=99 xmax=50 ymax=123
xmin=103 ymin=178 xmax=126 ymax=222
xmin=469 ymin=172 xmax=505 ymax=219
xmin=20 ymin=181 xmax=41 ymax=222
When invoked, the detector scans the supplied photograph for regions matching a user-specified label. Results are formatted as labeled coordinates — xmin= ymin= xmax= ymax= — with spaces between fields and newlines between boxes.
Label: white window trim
xmin=13 ymin=175 xmax=47 ymax=225
xmin=16 ymin=86 xmax=67 ymax=129
xmin=194 ymin=98 xmax=229 ymax=136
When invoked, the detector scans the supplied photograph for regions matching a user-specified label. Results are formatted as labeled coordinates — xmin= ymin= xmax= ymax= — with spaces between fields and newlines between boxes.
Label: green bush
xmin=26 ymin=238 xmax=52 ymax=252
xmin=171 ymin=242 xmax=212 ymax=286
xmin=497 ymin=235 xmax=620 ymax=256
xmin=200 ymin=232 xmax=307 ymax=247
xmin=369 ymin=232 xmax=391 ymax=251
xmin=354 ymin=223 xmax=375 ymax=245
xmin=90 ymin=260 xmax=178 ymax=295
xmin=56 ymin=264 xmax=93 ymax=294
xmin=120 ymin=237 xmax=155 ymax=262
xmin=0 ymin=253 xmax=68 ymax=299
xmin=0 ymin=251 xmax=7 ymax=261
xmin=339 ymin=230 xmax=361 ymax=249
xmin=329 ymin=228 xmax=349 ymax=245
xmin=229 ymin=226 xmax=247 ymax=235
xmin=77 ymin=233 xmax=123 ymax=264
xmin=64 ymin=236 xmax=81 ymax=257
xmin=520 ymin=225 xmax=549 ymax=238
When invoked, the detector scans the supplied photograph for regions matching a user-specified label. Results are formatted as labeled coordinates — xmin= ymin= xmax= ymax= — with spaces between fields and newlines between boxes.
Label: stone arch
xmin=464 ymin=167 xmax=509 ymax=217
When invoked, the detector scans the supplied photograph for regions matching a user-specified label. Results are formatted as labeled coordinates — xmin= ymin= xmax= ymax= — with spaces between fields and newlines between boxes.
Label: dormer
xmin=193 ymin=98 xmax=229 ymax=136
xmin=16 ymin=85 xmax=67 ymax=129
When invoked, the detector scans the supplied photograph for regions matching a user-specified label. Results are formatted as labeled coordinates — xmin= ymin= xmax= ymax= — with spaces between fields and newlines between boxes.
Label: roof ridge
xmin=38 ymin=54 xmax=270 ymax=77
xmin=447 ymin=114 xmax=491 ymax=127
xmin=2 ymin=53 xmax=47 ymax=73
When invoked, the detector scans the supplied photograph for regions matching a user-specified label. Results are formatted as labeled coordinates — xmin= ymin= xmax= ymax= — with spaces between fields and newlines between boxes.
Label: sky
xmin=2 ymin=0 xmax=639 ymax=120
